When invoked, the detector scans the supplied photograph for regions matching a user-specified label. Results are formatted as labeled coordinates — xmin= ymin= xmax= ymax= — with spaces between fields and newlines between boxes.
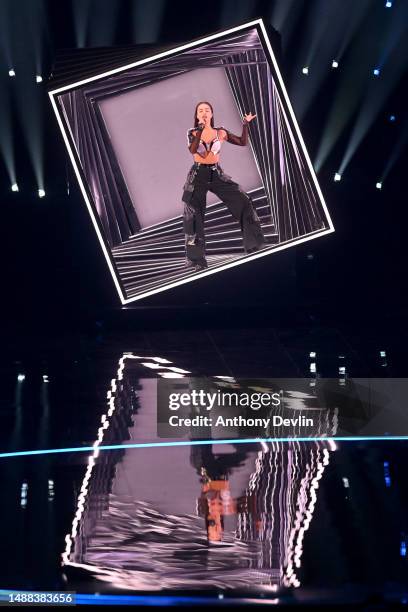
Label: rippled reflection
xmin=62 ymin=355 xmax=339 ymax=592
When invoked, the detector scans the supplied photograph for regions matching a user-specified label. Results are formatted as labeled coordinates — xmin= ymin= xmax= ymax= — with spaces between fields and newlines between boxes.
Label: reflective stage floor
xmin=1 ymin=324 xmax=408 ymax=607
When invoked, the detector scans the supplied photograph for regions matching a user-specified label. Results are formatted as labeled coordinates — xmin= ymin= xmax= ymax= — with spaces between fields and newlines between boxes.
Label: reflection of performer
xmin=197 ymin=474 xmax=236 ymax=543
xmin=191 ymin=443 xmax=248 ymax=544
xmin=182 ymin=101 xmax=265 ymax=271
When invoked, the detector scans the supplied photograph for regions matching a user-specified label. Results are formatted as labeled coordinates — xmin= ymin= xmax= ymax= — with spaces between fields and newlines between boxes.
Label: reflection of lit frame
xmin=61 ymin=351 xmax=335 ymax=590
xmin=49 ymin=19 xmax=334 ymax=305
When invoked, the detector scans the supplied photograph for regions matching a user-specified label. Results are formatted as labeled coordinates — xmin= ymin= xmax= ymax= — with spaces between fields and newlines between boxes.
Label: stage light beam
xmin=373 ymin=68 xmax=380 ymax=76
xmin=8 ymin=69 xmax=15 ymax=77
xmin=132 ymin=0 xmax=165 ymax=43
xmin=338 ymin=19 xmax=407 ymax=179
xmin=376 ymin=182 xmax=382 ymax=190
xmin=380 ymin=121 xmax=408 ymax=183
xmin=36 ymin=75 xmax=43 ymax=83
xmin=332 ymin=60 xmax=339 ymax=68
xmin=314 ymin=0 xmax=379 ymax=172
xmin=334 ymin=173 xmax=342 ymax=182
xmin=302 ymin=66 xmax=309 ymax=75
xmin=11 ymin=183 xmax=19 ymax=192
xmin=38 ymin=188 xmax=45 ymax=198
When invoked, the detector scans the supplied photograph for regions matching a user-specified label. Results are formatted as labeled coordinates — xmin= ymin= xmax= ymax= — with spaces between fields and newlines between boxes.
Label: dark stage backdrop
xmin=2 ymin=23 xmax=407 ymax=333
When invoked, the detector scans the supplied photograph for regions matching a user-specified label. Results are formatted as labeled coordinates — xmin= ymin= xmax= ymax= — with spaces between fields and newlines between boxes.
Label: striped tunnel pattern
xmin=50 ymin=21 xmax=333 ymax=303
xmin=113 ymin=187 xmax=278 ymax=300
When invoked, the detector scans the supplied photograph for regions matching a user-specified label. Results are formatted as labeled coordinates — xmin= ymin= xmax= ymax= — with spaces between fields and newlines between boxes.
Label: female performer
xmin=182 ymin=101 xmax=265 ymax=271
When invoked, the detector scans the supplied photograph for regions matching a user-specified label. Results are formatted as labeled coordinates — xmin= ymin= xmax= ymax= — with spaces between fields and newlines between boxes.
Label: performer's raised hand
xmin=243 ymin=113 xmax=257 ymax=123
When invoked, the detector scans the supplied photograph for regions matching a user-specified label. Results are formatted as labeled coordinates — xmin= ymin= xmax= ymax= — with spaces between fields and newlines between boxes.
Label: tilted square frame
xmin=49 ymin=19 xmax=334 ymax=304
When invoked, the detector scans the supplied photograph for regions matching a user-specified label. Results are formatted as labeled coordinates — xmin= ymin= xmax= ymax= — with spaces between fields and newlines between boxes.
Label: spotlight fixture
xmin=38 ymin=188 xmax=45 ymax=198
xmin=11 ymin=183 xmax=19 ymax=192
xmin=302 ymin=66 xmax=309 ymax=75
xmin=385 ymin=1 xmax=392 ymax=7
xmin=389 ymin=115 xmax=396 ymax=122
xmin=331 ymin=60 xmax=339 ymax=68
xmin=8 ymin=69 xmax=15 ymax=77
xmin=373 ymin=68 xmax=380 ymax=76
xmin=17 ymin=374 xmax=25 ymax=382
xmin=43 ymin=375 xmax=49 ymax=382
xmin=48 ymin=479 xmax=55 ymax=500
xmin=334 ymin=173 xmax=342 ymax=182
xmin=376 ymin=182 xmax=382 ymax=190
xmin=21 ymin=482 xmax=28 ymax=507
xmin=36 ymin=75 xmax=43 ymax=83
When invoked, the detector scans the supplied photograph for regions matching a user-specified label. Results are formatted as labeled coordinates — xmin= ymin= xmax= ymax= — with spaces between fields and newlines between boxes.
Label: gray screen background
xmin=99 ymin=67 xmax=263 ymax=230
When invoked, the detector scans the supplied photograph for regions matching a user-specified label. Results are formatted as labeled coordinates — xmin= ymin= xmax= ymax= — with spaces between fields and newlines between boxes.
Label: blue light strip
xmin=76 ymin=593 xmax=226 ymax=605
xmin=0 ymin=591 xmax=267 ymax=606
xmin=1 ymin=436 xmax=408 ymax=459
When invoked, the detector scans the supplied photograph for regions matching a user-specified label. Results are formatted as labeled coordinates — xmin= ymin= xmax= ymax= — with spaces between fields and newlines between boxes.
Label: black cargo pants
xmin=182 ymin=163 xmax=265 ymax=266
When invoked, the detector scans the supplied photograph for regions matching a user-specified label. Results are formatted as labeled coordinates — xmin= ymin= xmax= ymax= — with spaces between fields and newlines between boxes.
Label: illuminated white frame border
xmin=49 ymin=19 xmax=335 ymax=305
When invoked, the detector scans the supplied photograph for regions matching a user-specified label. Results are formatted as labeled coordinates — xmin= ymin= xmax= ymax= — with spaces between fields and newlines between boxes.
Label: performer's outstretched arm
xmin=224 ymin=121 xmax=249 ymax=146
xmin=224 ymin=113 xmax=256 ymax=146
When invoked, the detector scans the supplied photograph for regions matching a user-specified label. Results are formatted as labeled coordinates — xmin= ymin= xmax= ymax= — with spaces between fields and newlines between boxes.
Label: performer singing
xmin=182 ymin=101 xmax=265 ymax=271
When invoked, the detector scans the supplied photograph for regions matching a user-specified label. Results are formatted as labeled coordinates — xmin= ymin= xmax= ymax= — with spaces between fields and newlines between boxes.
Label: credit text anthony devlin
xmin=168 ymin=415 xmax=314 ymax=428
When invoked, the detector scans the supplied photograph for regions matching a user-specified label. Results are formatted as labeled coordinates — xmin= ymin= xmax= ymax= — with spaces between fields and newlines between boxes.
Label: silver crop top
xmin=187 ymin=128 xmax=222 ymax=157
xmin=187 ymin=123 xmax=249 ymax=156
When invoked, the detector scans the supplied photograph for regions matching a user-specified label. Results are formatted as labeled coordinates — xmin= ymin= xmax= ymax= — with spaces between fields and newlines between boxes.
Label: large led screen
xmin=49 ymin=19 xmax=334 ymax=304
